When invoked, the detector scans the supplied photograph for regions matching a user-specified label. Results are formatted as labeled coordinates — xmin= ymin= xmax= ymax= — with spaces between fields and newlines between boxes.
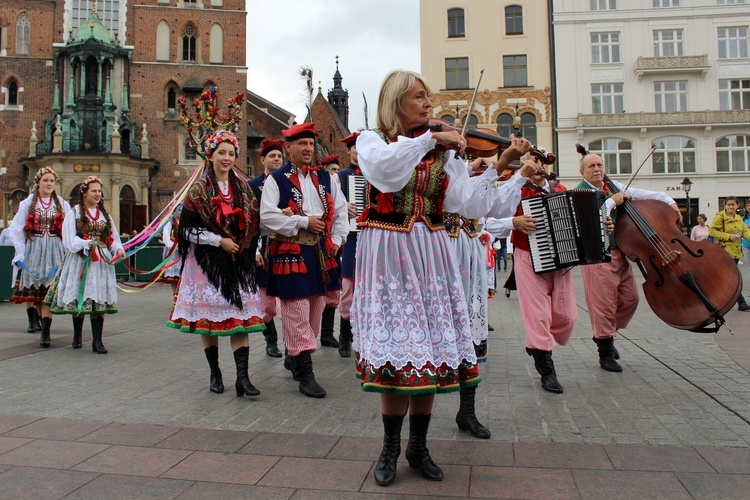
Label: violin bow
xmin=622 ymin=144 xmax=657 ymax=190
xmin=456 ymin=68 xmax=485 ymax=159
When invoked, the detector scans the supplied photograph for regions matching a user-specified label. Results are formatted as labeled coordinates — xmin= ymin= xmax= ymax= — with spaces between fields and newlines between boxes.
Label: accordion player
xmin=521 ymin=189 xmax=611 ymax=274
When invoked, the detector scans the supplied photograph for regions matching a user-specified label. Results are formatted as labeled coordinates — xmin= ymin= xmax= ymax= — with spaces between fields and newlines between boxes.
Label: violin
xmin=412 ymin=119 xmax=556 ymax=165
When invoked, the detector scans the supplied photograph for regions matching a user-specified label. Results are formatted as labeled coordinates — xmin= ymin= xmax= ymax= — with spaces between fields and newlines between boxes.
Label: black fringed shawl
xmin=178 ymin=170 xmax=260 ymax=309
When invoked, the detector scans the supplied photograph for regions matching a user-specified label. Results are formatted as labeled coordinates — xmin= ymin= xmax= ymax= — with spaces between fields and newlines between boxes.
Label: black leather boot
xmin=405 ymin=413 xmax=443 ymax=481
xmin=263 ymin=321 xmax=282 ymax=357
xmin=72 ymin=316 xmax=84 ymax=349
xmin=283 ymin=348 xmax=301 ymax=381
xmin=40 ymin=317 xmax=52 ymax=348
xmin=738 ymin=296 xmax=750 ymax=312
xmin=90 ymin=316 xmax=107 ymax=354
xmin=527 ymin=348 xmax=563 ymax=394
xmin=455 ymin=386 xmax=491 ymax=439
xmin=593 ymin=337 xmax=623 ymax=372
xmin=35 ymin=309 xmax=42 ymax=331
xmin=338 ymin=318 xmax=352 ymax=358
xmin=233 ymin=346 xmax=260 ymax=397
xmin=26 ymin=308 xmax=37 ymax=333
xmin=204 ymin=345 xmax=224 ymax=393
xmin=374 ymin=413 xmax=405 ymax=486
xmin=320 ymin=307 xmax=339 ymax=347
xmin=293 ymin=350 xmax=326 ymax=398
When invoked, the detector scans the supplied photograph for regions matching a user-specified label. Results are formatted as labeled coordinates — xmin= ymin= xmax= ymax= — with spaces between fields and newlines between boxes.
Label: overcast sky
xmin=245 ymin=0 xmax=421 ymax=132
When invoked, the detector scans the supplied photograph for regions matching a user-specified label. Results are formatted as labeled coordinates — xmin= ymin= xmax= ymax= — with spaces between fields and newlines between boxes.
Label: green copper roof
xmin=73 ymin=12 xmax=112 ymax=45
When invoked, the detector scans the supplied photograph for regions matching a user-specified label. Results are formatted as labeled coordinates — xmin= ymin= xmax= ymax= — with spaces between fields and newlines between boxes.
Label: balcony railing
xmin=634 ymin=55 xmax=710 ymax=81
xmin=577 ymin=109 xmax=750 ymax=128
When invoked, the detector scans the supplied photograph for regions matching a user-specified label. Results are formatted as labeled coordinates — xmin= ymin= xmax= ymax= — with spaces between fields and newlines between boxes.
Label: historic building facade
xmin=553 ymin=0 xmax=750 ymax=224
xmin=0 ymin=0 xmax=248 ymax=231
xmin=419 ymin=0 xmax=553 ymax=162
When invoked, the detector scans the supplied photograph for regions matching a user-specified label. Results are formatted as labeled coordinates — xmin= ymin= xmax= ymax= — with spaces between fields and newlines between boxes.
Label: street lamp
xmin=681 ymin=177 xmax=693 ymax=231
xmin=513 ymin=102 xmax=522 ymax=137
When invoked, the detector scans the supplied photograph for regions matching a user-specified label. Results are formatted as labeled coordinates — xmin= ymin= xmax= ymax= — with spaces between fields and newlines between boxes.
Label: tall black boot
xmin=593 ymin=337 xmax=623 ymax=372
xmin=526 ymin=348 xmax=563 ymax=394
xmin=233 ymin=346 xmax=260 ymax=397
xmin=374 ymin=413 xmax=405 ymax=486
xmin=263 ymin=321 xmax=282 ymax=357
xmin=34 ymin=309 xmax=42 ymax=331
xmin=203 ymin=345 xmax=224 ymax=393
xmin=26 ymin=307 xmax=38 ymax=333
xmin=338 ymin=317 xmax=352 ymax=358
xmin=72 ymin=316 xmax=84 ymax=349
xmin=320 ymin=307 xmax=339 ymax=347
xmin=455 ymin=386 xmax=491 ymax=439
xmin=292 ymin=350 xmax=326 ymax=398
xmin=90 ymin=316 xmax=107 ymax=354
xmin=40 ymin=317 xmax=52 ymax=348
xmin=404 ymin=413 xmax=443 ymax=481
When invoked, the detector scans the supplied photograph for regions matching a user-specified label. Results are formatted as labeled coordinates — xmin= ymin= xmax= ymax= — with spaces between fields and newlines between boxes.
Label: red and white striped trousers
xmin=279 ymin=295 xmax=326 ymax=356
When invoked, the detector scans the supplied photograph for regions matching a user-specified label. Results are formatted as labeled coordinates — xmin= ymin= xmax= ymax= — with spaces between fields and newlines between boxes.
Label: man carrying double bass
xmin=575 ymin=150 xmax=680 ymax=373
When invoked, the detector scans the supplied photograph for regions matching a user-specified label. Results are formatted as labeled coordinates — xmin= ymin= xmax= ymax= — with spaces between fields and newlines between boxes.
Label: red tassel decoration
xmin=376 ymin=192 xmax=395 ymax=214
xmin=283 ymin=261 xmax=291 ymax=274
xmin=291 ymin=261 xmax=299 ymax=273
xmin=299 ymin=261 xmax=308 ymax=273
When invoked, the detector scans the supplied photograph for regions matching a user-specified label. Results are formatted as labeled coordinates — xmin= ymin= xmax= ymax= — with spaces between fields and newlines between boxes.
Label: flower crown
xmin=34 ymin=166 xmax=58 ymax=184
xmin=179 ymin=86 xmax=244 ymax=160
xmin=80 ymin=175 xmax=103 ymax=193
xmin=204 ymin=129 xmax=240 ymax=159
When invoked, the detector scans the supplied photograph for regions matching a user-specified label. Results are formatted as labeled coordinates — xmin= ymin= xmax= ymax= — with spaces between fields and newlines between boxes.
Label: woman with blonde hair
xmin=352 ymin=69 xmax=532 ymax=485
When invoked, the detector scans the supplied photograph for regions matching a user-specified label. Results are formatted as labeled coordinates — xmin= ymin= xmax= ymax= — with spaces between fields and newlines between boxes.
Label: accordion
xmin=348 ymin=175 xmax=367 ymax=232
xmin=520 ymin=189 xmax=611 ymax=274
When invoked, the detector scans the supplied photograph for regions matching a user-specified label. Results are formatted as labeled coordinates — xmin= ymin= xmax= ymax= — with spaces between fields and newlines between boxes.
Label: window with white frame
xmin=718 ymin=26 xmax=749 ymax=59
xmin=445 ymin=57 xmax=469 ymax=89
xmin=592 ymin=83 xmax=624 ymax=114
xmin=653 ymin=29 xmax=683 ymax=57
xmin=591 ymin=0 xmax=616 ymax=10
xmin=653 ymin=0 xmax=679 ymax=7
xmin=505 ymin=5 xmax=523 ymax=35
xmin=589 ymin=138 xmax=633 ymax=175
xmin=448 ymin=8 xmax=465 ymax=38
xmin=591 ymin=32 xmax=620 ymax=64
xmin=652 ymin=137 xmax=696 ymax=173
xmin=503 ymin=55 xmax=527 ymax=86
xmin=717 ymin=0 xmax=746 ymax=4
xmin=719 ymin=79 xmax=750 ymax=110
xmin=654 ymin=81 xmax=687 ymax=112
xmin=16 ymin=13 xmax=30 ymax=55
xmin=69 ymin=0 xmax=122 ymax=39
xmin=716 ymin=135 xmax=750 ymax=172
xmin=7 ymin=80 xmax=19 ymax=105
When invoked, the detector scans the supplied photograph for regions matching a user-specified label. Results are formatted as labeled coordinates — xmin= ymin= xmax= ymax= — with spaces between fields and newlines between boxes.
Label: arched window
xmin=8 ymin=80 xmax=19 ymax=106
xmin=16 ymin=13 xmax=30 ymax=55
xmin=716 ymin=135 xmax=750 ymax=173
xmin=652 ymin=136 xmax=696 ymax=174
xmin=458 ymin=114 xmax=479 ymax=128
xmin=588 ymin=138 xmax=633 ymax=175
xmin=448 ymin=8 xmax=465 ymax=38
xmin=156 ymin=20 xmax=170 ymax=61
xmin=496 ymin=113 xmax=513 ymax=138
xmin=182 ymin=25 xmax=196 ymax=62
xmin=69 ymin=184 xmax=82 ymax=206
xmin=120 ymin=184 xmax=136 ymax=201
xmin=209 ymin=23 xmax=223 ymax=63
xmin=519 ymin=112 xmax=536 ymax=145
xmin=440 ymin=114 xmax=455 ymax=124
xmin=166 ymin=86 xmax=177 ymax=112
xmin=505 ymin=5 xmax=523 ymax=35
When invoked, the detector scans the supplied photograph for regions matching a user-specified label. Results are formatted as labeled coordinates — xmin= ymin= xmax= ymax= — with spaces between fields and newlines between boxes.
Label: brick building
xmin=0 ymin=0 xmax=249 ymax=231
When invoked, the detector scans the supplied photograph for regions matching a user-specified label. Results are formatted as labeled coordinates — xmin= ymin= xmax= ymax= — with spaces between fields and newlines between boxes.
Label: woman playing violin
xmin=351 ymin=69 xmax=532 ymax=486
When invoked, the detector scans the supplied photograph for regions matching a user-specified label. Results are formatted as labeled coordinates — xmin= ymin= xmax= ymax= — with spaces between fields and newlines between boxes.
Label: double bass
xmin=589 ymin=152 xmax=742 ymax=333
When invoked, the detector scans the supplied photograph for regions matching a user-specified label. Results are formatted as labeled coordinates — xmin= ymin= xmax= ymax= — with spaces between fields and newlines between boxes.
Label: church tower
xmin=326 ymin=56 xmax=349 ymax=129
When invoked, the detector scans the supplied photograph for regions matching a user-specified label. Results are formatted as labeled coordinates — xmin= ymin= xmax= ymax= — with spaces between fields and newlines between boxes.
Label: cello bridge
xmin=661 ymin=250 xmax=681 ymax=266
